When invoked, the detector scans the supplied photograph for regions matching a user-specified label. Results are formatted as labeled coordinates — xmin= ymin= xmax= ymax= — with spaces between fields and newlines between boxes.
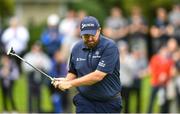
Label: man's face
xmin=81 ymin=29 xmax=100 ymax=49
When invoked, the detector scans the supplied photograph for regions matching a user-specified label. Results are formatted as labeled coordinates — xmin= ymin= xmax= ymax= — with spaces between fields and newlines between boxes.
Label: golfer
xmin=52 ymin=16 xmax=122 ymax=113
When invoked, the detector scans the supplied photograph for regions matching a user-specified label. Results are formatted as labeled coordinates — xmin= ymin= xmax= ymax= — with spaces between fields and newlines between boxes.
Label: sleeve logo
xmin=98 ymin=60 xmax=106 ymax=67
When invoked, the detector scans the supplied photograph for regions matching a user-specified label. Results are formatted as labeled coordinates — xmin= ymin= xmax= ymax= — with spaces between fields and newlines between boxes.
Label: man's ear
xmin=97 ymin=28 xmax=101 ymax=34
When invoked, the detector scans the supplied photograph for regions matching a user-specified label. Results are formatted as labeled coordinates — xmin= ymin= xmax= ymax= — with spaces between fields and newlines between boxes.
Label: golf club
xmin=7 ymin=47 xmax=54 ymax=81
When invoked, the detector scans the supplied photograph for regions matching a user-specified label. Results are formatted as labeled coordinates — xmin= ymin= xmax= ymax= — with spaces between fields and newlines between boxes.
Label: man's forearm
xmin=69 ymin=70 xmax=106 ymax=87
xmin=65 ymin=72 xmax=77 ymax=81
xmin=53 ymin=70 xmax=106 ymax=90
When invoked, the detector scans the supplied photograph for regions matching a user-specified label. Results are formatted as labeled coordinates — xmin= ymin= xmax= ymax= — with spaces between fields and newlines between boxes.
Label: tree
xmin=0 ymin=0 xmax=14 ymax=27
xmin=68 ymin=0 xmax=177 ymax=26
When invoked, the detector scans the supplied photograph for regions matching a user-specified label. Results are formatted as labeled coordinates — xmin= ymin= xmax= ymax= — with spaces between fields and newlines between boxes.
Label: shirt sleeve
xmin=96 ymin=46 xmax=119 ymax=74
xmin=68 ymin=53 xmax=77 ymax=75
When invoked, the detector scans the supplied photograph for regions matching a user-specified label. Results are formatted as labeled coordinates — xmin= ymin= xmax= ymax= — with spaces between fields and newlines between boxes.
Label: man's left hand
xmin=52 ymin=80 xmax=72 ymax=91
xmin=58 ymin=81 xmax=72 ymax=91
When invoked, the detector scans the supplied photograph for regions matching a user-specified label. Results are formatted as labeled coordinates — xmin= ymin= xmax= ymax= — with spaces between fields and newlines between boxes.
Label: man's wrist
xmin=69 ymin=81 xmax=74 ymax=88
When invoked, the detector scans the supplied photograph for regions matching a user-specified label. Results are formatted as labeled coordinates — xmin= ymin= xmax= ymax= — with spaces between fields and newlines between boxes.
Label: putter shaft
xmin=10 ymin=52 xmax=54 ymax=81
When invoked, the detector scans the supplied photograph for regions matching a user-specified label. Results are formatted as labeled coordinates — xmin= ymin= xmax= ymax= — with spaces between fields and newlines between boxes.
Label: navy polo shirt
xmin=69 ymin=35 xmax=121 ymax=101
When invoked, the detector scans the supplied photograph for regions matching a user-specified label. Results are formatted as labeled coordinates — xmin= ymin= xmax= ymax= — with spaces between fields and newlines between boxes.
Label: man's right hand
xmin=51 ymin=77 xmax=73 ymax=91
xmin=51 ymin=77 xmax=66 ymax=84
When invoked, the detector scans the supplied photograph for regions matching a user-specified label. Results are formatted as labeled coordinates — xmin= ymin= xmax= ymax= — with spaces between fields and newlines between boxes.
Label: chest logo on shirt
xmin=98 ymin=60 xmax=106 ymax=67
xmin=92 ymin=51 xmax=101 ymax=59
xmin=95 ymin=51 xmax=99 ymax=55
xmin=76 ymin=58 xmax=86 ymax=61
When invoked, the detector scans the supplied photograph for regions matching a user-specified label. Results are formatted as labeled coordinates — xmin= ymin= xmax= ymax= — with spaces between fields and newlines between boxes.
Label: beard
xmin=84 ymin=40 xmax=99 ymax=49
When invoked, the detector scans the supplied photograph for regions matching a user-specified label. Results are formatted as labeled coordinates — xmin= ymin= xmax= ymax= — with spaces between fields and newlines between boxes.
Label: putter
xmin=7 ymin=47 xmax=54 ymax=81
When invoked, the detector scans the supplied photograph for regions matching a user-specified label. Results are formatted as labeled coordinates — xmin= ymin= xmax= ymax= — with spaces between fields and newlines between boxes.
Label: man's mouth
xmin=88 ymin=42 xmax=94 ymax=44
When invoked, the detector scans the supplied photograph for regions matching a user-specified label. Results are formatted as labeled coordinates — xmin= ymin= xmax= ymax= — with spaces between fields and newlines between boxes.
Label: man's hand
xmin=51 ymin=77 xmax=66 ymax=84
xmin=58 ymin=81 xmax=72 ymax=91
xmin=51 ymin=79 xmax=72 ymax=91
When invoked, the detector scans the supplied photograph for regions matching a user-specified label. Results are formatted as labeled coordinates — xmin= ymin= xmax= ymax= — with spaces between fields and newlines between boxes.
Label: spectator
xmin=22 ymin=41 xmax=51 ymax=113
xmin=59 ymin=9 xmax=78 ymax=38
xmin=77 ymin=10 xmax=87 ymax=22
xmin=130 ymin=46 xmax=148 ymax=113
xmin=150 ymin=8 xmax=170 ymax=54
xmin=1 ymin=16 xmax=29 ymax=55
xmin=168 ymin=4 xmax=180 ymax=43
xmin=41 ymin=14 xmax=63 ymax=58
xmin=147 ymin=45 xmax=174 ymax=113
xmin=167 ymin=37 xmax=179 ymax=56
xmin=128 ymin=6 xmax=148 ymax=59
xmin=169 ymin=4 xmax=180 ymax=26
xmin=48 ymin=49 xmax=68 ymax=113
xmin=171 ymin=48 xmax=180 ymax=112
xmin=103 ymin=7 xmax=128 ymax=42
xmin=1 ymin=16 xmax=29 ymax=72
xmin=0 ymin=54 xmax=19 ymax=113
xmin=118 ymin=41 xmax=134 ymax=113
xmin=166 ymin=38 xmax=179 ymax=112
xmin=60 ymin=10 xmax=82 ymax=62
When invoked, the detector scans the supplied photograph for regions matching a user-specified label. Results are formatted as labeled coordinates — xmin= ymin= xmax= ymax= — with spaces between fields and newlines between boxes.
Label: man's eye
xmin=83 ymin=35 xmax=89 ymax=39
xmin=82 ymin=35 xmax=95 ymax=39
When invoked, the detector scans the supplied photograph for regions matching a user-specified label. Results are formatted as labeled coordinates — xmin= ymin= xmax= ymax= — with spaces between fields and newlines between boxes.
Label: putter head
xmin=7 ymin=47 xmax=15 ymax=55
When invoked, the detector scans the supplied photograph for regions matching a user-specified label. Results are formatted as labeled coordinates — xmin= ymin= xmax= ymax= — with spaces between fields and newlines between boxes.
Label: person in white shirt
xmin=2 ymin=16 xmax=29 ymax=55
xmin=22 ymin=41 xmax=51 ymax=113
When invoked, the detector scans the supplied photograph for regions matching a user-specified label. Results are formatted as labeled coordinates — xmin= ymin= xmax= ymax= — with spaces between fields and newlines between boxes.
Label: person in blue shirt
xmin=52 ymin=16 xmax=122 ymax=113
xmin=41 ymin=14 xmax=64 ymax=58
xmin=48 ymin=50 xmax=68 ymax=113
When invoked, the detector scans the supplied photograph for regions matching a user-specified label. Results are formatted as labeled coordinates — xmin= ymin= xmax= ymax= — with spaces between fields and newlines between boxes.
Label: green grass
xmin=128 ymin=76 xmax=159 ymax=113
xmin=0 ymin=74 xmax=52 ymax=113
xmin=14 ymin=74 xmax=27 ymax=112
xmin=0 ymin=74 xmax=160 ymax=113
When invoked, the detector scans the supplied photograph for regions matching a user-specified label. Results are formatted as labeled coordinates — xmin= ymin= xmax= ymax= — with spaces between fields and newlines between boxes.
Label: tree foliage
xmin=69 ymin=0 xmax=178 ymax=26
xmin=0 ymin=0 xmax=14 ymax=27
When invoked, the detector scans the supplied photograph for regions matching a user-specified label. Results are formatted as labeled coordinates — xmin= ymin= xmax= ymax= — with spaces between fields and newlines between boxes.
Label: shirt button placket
xmin=89 ymin=54 xmax=91 ymax=65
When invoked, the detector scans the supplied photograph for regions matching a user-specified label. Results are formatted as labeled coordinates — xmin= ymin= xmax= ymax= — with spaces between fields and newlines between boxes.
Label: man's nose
xmin=88 ymin=36 xmax=93 ymax=41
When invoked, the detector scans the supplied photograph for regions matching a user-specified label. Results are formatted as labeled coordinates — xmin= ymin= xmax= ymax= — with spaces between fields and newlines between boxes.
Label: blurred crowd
xmin=0 ymin=4 xmax=179 ymax=113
